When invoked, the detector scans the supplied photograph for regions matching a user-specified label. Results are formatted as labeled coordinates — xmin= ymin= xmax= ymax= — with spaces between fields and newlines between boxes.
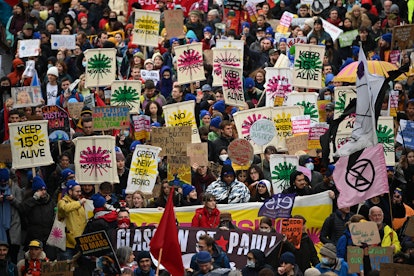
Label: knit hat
xmin=213 ymin=100 xmax=226 ymax=113
xmin=200 ymin=110 xmax=211 ymax=119
xmin=137 ymin=251 xmax=151 ymax=262
xmin=23 ymin=23 xmax=34 ymax=30
xmin=130 ymin=140 xmax=141 ymax=152
xmin=210 ymin=116 xmax=222 ymax=129
xmin=221 ymin=165 xmax=235 ymax=179
xmin=196 ymin=251 xmax=212 ymax=264
xmin=0 ymin=168 xmax=9 ymax=182
xmin=185 ymin=93 xmax=196 ymax=101
xmin=46 ymin=18 xmax=56 ymax=27
xmin=28 ymin=240 xmax=43 ymax=248
xmin=66 ymin=179 xmax=79 ymax=190
xmin=186 ymin=30 xmax=198 ymax=40
xmin=203 ymin=26 xmax=213 ymax=33
xmin=279 ymin=37 xmax=287 ymax=43
xmin=170 ymin=37 xmax=179 ymax=46
xmin=0 ymin=241 xmax=9 ymax=248
xmin=151 ymin=122 xmax=162 ymax=127
xmin=304 ymin=18 xmax=314 ymax=29
xmin=390 ymin=4 xmax=399 ymax=14
xmin=244 ymin=77 xmax=255 ymax=90
xmin=381 ymin=33 xmax=392 ymax=44
xmin=202 ymin=84 xmax=212 ymax=92
xmin=61 ymin=168 xmax=75 ymax=179
xmin=81 ymin=106 xmax=93 ymax=116
xmin=266 ymin=27 xmax=274 ymax=35
xmin=280 ymin=252 xmax=296 ymax=264
xmin=47 ymin=66 xmax=59 ymax=77
xmin=133 ymin=51 xmax=144 ymax=60
xmin=257 ymin=180 xmax=271 ymax=192
xmin=78 ymin=12 xmax=88 ymax=21
xmin=91 ymin=193 xmax=106 ymax=208
xmin=32 ymin=176 xmax=46 ymax=191
xmin=241 ymin=22 xmax=250 ymax=29
xmin=304 ymin=268 xmax=321 ymax=276
xmin=325 ymin=164 xmax=335 ymax=177
xmin=325 ymin=73 xmax=334 ymax=86
xmin=128 ymin=42 xmax=138 ymax=49
xmin=144 ymin=59 xmax=154 ymax=66
xmin=116 ymin=150 xmax=125 ymax=161
xmin=182 ymin=184 xmax=195 ymax=197
xmin=320 ymin=243 xmax=337 ymax=259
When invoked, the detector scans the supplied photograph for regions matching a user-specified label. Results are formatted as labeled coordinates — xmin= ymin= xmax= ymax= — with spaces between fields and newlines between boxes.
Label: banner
xmin=140 ymin=70 xmax=159 ymax=85
xmin=388 ymin=90 xmax=399 ymax=117
xmin=132 ymin=10 xmax=161 ymax=47
xmin=269 ymin=154 xmax=299 ymax=194
xmin=42 ymin=261 xmax=74 ymax=276
xmin=258 ymin=193 xmax=295 ymax=219
xmin=163 ymin=101 xmax=200 ymax=143
xmin=222 ymin=65 xmax=245 ymax=107
xmin=93 ymin=106 xmax=130 ymax=131
xmin=286 ymin=37 xmax=307 ymax=51
xmin=321 ymin=18 xmax=343 ymax=41
xmin=9 ymin=120 xmax=53 ymax=169
xmin=67 ymin=102 xmax=84 ymax=120
xmin=291 ymin=115 xmax=311 ymax=135
xmin=249 ymin=119 xmax=277 ymax=147
xmin=85 ymin=48 xmax=116 ymax=87
xmin=293 ymin=44 xmax=325 ymax=89
xmin=264 ymin=67 xmax=293 ymax=107
xmin=285 ymin=92 xmax=319 ymax=123
xmin=11 ymin=86 xmax=42 ymax=108
xmin=391 ymin=24 xmax=414 ymax=50
xmin=42 ymin=105 xmax=70 ymax=136
xmin=175 ymin=43 xmax=205 ymax=85
xmin=272 ymin=106 xmax=305 ymax=151
xmin=74 ymin=136 xmax=118 ymax=184
xmin=18 ymin=39 xmax=40 ymax=58
xmin=127 ymin=145 xmax=161 ymax=194
xmin=228 ymin=139 xmax=254 ymax=166
xmin=76 ymin=231 xmax=113 ymax=257
xmin=396 ymin=119 xmax=414 ymax=150
xmin=348 ymin=246 xmax=393 ymax=273
xmin=311 ymin=0 xmax=330 ymax=13
xmin=164 ymin=10 xmax=185 ymax=39
xmin=110 ymin=80 xmax=141 ymax=113
xmin=131 ymin=114 xmax=151 ymax=141
xmin=377 ymin=116 xmax=395 ymax=166
xmin=280 ymin=218 xmax=303 ymax=249
xmin=51 ymin=34 xmax=76 ymax=50
xmin=286 ymin=134 xmax=309 ymax=155
xmin=338 ymin=30 xmax=358 ymax=48
xmin=151 ymin=126 xmax=192 ymax=156
xmin=212 ymin=48 xmax=242 ymax=87
xmin=0 ymin=144 xmax=12 ymax=163
xmin=167 ymin=155 xmax=191 ymax=184
xmin=334 ymin=86 xmax=356 ymax=119
xmin=276 ymin=11 xmax=294 ymax=34
xmin=349 ymin=221 xmax=381 ymax=246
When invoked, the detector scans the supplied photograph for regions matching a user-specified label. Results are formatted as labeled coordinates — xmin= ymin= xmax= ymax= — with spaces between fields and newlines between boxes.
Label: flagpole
xmin=155 ymin=248 xmax=163 ymax=276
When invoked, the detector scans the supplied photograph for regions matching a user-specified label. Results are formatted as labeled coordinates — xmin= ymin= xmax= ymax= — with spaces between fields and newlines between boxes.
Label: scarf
xmin=0 ymin=185 xmax=11 ymax=241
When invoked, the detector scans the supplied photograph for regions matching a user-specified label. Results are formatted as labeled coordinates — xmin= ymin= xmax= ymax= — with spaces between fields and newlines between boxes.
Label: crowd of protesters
xmin=1 ymin=0 xmax=414 ymax=275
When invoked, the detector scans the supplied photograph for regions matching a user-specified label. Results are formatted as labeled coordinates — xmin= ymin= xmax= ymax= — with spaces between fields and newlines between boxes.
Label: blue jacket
xmin=336 ymin=229 xmax=353 ymax=260
xmin=316 ymin=258 xmax=357 ymax=276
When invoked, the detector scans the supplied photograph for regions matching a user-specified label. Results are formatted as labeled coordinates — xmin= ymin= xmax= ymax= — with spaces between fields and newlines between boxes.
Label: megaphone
xmin=215 ymin=23 xmax=226 ymax=37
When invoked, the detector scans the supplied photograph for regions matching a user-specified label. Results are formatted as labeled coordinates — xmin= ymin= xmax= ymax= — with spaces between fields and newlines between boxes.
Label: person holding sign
xmin=368 ymin=206 xmax=401 ymax=253
xmin=315 ymin=243 xmax=354 ymax=276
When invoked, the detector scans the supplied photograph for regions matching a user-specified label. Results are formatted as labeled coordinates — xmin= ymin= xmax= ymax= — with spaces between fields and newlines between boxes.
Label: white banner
xmin=163 ymin=101 xmax=201 ymax=143
xmin=132 ymin=10 xmax=161 ymax=47
xmin=140 ymin=70 xmax=160 ymax=85
xmin=212 ymin=48 xmax=242 ymax=86
xmin=284 ymin=92 xmax=320 ymax=123
xmin=333 ymin=86 xmax=356 ymax=119
xmin=110 ymin=80 xmax=141 ymax=113
xmin=292 ymin=44 xmax=325 ymax=89
xmin=126 ymin=145 xmax=161 ymax=194
xmin=85 ymin=48 xmax=117 ymax=88
xmin=74 ymin=136 xmax=119 ymax=184
xmin=321 ymin=18 xmax=343 ymax=41
xmin=18 ymin=39 xmax=40 ymax=58
xmin=377 ymin=116 xmax=395 ymax=166
xmin=51 ymin=35 xmax=76 ymax=50
xmin=269 ymin=154 xmax=299 ymax=194
xmin=175 ymin=43 xmax=205 ymax=85
xmin=264 ymin=67 xmax=293 ymax=107
xmin=222 ymin=65 xmax=245 ymax=107
xmin=9 ymin=120 xmax=53 ymax=169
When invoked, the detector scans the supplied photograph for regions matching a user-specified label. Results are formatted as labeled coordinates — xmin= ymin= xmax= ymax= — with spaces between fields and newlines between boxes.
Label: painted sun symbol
xmin=50 ymin=227 xmax=64 ymax=240
xmin=87 ymin=53 xmax=112 ymax=79
xmin=241 ymin=114 xmax=267 ymax=136
xmin=177 ymin=48 xmax=203 ymax=76
xmin=274 ymin=112 xmax=292 ymax=137
xmin=79 ymin=146 xmax=111 ymax=176
xmin=111 ymin=85 xmax=140 ymax=108
xmin=213 ymin=52 xmax=241 ymax=77
xmin=131 ymin=156 xmax=158 ymax=180
xmin=13 ymin=131 xmax=46 ymax=151
xmin=166 ymin=110 xmax=195 ymax=126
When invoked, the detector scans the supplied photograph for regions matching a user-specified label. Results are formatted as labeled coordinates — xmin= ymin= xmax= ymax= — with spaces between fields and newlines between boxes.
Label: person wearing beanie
xmin=243 ymin=78 xmax=263 ymax=107
xmin=277 ymin=251 xmax=302 ymax=276
xmin=316 ymin=243 xmax=353 ymax=276
xmin=249 ymin=180 xmax=272 ymax=202
xmin=190 ymin=251 xmax=216 ymax=275
xmin=178 ymin=184 xmax=200 ymax=206
xmin=304 ymin=268 xmax=321 ymax=276
xmin=206 ymin=164 xmax=250 ymax=204
xmin=133 ymin=250 xmax=155 ymax=276
xmin=208 ymin=116 xmax=222 ymax=142
xmin=200 ymin=110 xmax=211 ymax=127
xmin=83 ymin=193 xmax=118 ymax=234
xmin=41 ymin=64 xmax=60 ymax=106
xmin=57 ymin=179 xmax=87 ymax=260
xmin=379 ymin=33 xmax=392 ymax=61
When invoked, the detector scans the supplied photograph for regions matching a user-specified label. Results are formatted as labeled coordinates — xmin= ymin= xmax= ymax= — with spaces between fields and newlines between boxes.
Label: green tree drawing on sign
xmin=111 ymin=85 xmax=140 ymax=108
xmin=271 ymin=162 xmax=297 ymax=191
xmin=87 ymin=53 xmax=112 ymax=79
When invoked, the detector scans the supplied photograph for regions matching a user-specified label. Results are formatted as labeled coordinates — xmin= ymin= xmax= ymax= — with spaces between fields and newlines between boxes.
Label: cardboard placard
xmin=403 ymin=216 xmax=414 ymax=237
xmin=167 ymin=155 xmax=191 ymax=184
xmin=76 ymin=231 xmax=113 ymax=257
xmin=151 ymin=126 xmax=192 ymax=156
xmin=42 ymin=261 xmax=74 ymax=276
xmin=280 ymin=218 xmax=303 ymax=249
xmin=67 ymin=102 xmax=85 ymax=120
xmin=92 ymin=106 xmax=129 ymax=131
xmin=0 ymin=144 xmax=12 ymax=163
xmin=164 ymin=10 xmax=185 ymax=39
xmin=347 ymin=246 xmax=364 ymax=273
xmin=380 ymin=263 xmax=414 ymax=276
xmin=392 ymin=24 xmax=414 ymax=50
xmin=187 ymin=143 xmax=209 ymax=167
xmin=349 ymin=222 xmax=381 ymax=246
xmin=347 ymin=246 xmax=393 ymax=273
xmin=228 ymin=139 xmax=254 ymax=166
xmin=42 ymin=105 xmax=70 ymax=135
xmin=286 ymin=134 xmax=309 ymax=155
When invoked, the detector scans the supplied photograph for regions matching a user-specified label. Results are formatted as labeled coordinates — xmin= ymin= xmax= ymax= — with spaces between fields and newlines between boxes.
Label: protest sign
xmin=93 ymin=106 xmax=129 ymax=131
xmin=308 ymin=123 xmax=329 ymax=149
xmin=396 ymin=119 xmax=414 ymax=149
xmin=151 ymin=126 xmax=192 ymax=156
xmin=321 ymin=18 xmax=343 ymax=41
xmin=42 ymin=105 xmax=70 ymax=136
xmin=67 ymin=102 xmax=84 ymax=120
xmin=349 ymin=222 xmax=381 ymax=246
xmin=140 ymin=70 xmax=159 ymax=84
xmin=18 ymin=39 xmax=40 ymax=58
xmin=84 ymin=48 xmax=116 ymax=87
xmin=250 ymin=119 xmax=276 ymax=146
xmin=11 ymin=86 xmax=42 ymax=108
xmin=111 ymin=80 xmax=141 ymax=113
xmin=51 ymin=34 xmax=76 ymax=50
xmin=388 ymin=90 xmax=399 ymax=117
xmin=224 ymin=0 xmax=243 ymax=10
xmin=164 ymin=10 xmax=185 ymax=39
xmin=23 ymin=60 xmax=36 ymax=77
xmin=381 ymin=263 xmax=414 ymax=276
xmin=403 ymin=216 xmax=414 ymax=237
xmin=9 ymin=120 xmax=53 ymax=169
xmin=276 ymin=11 xmax=294 ymax=33
xmin=334 ymin=86 xmax=356 ymax=119
xmin=286 ymin=37 xmax=307 ymax=50
xmin=286 ymin=134 xmax=309 ymax=155
xmin=264 ymin=67 xmax=293 ymax=107
xmin=0 ymin=144 xmax=12 ymax=163
xmin=391 ymin=24 xmax=414 ymax=50
xmin=42 ymin=261 xmax=74 ymax=276
xmin=187 ymin=143 xmax=209 ymax=167
xmin=377 ymin=116 xmax=395 ymax=166
xmin=390 ymin=50 xmax=400 ymax=65
xmin=317 ymin=100 xmax=330 ymax=122
xmin=258 ymin=193 xmax=296 ymax=219
xmin=76 ymin=231 xmax=113 ymax=257
xmin=221 ymin=65 xmax=245 ymax=107
xmin=132 ymin=10 xmax=161 ymax=47
xmin=163 ymin=101 xmax=200 ymax=143
xmin=175 ymin=43 xmax=205 ymax=85
xmin=285 ymin=92 xmax=319 ymax=123
xmin=338 ymin=30 xmax=359 ymax=48
xmin=228 ymin=139 xmax=254 ymax=166
xmin=84 ymin=94 xmax=95 ymax=108
xmin=127 ymin=145 xmax=161 ymax=194
xmin=293 ymin=44 xmax=325 ymax=89
xmin=131 ymin=114 xmax=151 ymax=141
xmin=280 ymin=218 xmax=303 ymax=249
xmin=347 ymin=246 xmax=393 ymax=273
xmin=167 ymin=156 xmax=191 ymax=184
xmin=291 ymin=17 xmax=309 ymax=29
xmin=73 ymin=136 xmax=118 ymax=184
xmin=272 ymin=106 xmax=305 ymax=152
xmin=291 ymin=115 xmax=311 ymax=134
xmin=311 ymin=0 xmax=330 ymax=13
xmin=204 ymin=50 xmax=213 ymax=65
xmin=212 ymin=48 xmax=242 ymax=86
xmin=270 ymin=154 xmax=299 ymax=194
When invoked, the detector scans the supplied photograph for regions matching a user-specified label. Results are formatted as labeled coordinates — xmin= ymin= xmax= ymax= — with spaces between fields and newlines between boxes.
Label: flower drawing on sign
xmin=213 ymin=52 xmax=240 ymax=76
xmin=111 ymin=85 xmax=140 ymax=108
xmin=166 ymin=110 xmax=194 ymax=127
xmin=241 ymin=114 xmax=267 ymax=139
xmin=177 ymin=49 xmax=203 ymax=75
xmin=271 ymin=161 xmax=297 ymax=191
xmin=296 ymin=101 xmax=318 ymax=122
xmin=49 ymin=226 xmax=64 ymax=241
xmin=223 ymin=69 xmax=242 ymax=93
xmin=376 ymin=124 xmax=394 ymax=153
xmin=87 ymin=53 xmax=112 ymax=79
xmin=79 ymin=146 xmax=112 ymax=176
xmin=307 ymin=227 xmax=322 ymax=245
xmin=266 ymin=76 xmax=291 ymax=98
xmin=294 ymin=51 xmax=322 ymax=80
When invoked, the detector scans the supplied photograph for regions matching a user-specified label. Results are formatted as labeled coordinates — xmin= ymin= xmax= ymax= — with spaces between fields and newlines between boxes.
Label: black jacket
xmin=292 ymin=233 xmax=320 ymax=273
xmin=242 ymin=249 xmax=274 ymax=276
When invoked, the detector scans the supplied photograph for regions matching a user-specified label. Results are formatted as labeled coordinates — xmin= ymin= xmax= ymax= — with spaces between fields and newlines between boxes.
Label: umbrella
xmin=334 ymin=60 xmax=407 ymax=83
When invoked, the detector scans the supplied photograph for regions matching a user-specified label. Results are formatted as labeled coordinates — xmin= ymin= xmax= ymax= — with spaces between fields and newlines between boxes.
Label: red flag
xmin=150 ymin=187 xmax=184 ymax=276
xmin=94 ymin=92 xmax=106 ymax=107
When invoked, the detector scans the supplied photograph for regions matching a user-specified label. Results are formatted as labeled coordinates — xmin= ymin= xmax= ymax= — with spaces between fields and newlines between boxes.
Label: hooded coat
xmin=7 ymin=59 xmax=32 ymax=87
xmin=157 ymin=66 xmax=173 ymax=99
xmin=241 ymin=249 xmax=274 ymax=276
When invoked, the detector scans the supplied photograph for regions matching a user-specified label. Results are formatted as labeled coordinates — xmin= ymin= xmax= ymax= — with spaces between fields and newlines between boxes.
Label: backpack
xmin=58 ymin=92 xmax=81 ymax=106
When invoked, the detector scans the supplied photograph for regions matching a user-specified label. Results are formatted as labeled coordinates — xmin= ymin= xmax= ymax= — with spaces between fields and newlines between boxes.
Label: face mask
xmin=219 ymin=154 xmax=228 ymax=161
xmin=123 ymin=130 xmax=130 ymax=137
xmin=82 ymin=61 xmax=87 ymax=67
xmin=118 ymin=218 xmax=130 ymax=229
xmin=324 ymin=95 xmax=332 ymax=101
xmin=47 ymin=64 xmax=53 ymax=69
xmin=260 ymin=228 xmax=271 ymax=233
xmin=321 ymin=257 xmax=333 ymax=265
xmin=156 ymin=157 xmax=161 ymax=163
xmin=109 ymin=18 xmax=117 ymax=22
xmin=246 ymin=260 xmax=255 ymax=268
xmin=329 ymin=180 xmax=335 ymax=186
xmin=305 ymin=162 xmax=314 ymax=171
xmin=396 ymin=151 xmax=402 ymax=160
